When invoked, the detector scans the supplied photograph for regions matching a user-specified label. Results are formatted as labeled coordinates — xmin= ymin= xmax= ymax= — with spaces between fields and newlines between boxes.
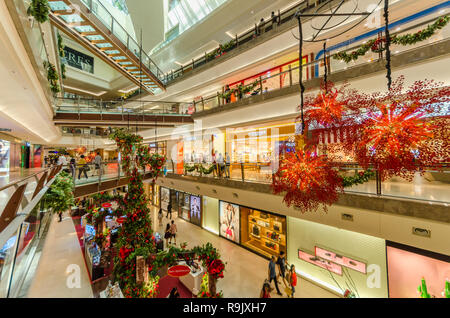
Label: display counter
xmin=178 ymin=261 xmax=204 ymax=295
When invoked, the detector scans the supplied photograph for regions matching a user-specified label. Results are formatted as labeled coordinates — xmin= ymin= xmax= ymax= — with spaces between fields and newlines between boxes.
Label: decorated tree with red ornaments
xmin=110 ymin=129 xmax=165 ymax=298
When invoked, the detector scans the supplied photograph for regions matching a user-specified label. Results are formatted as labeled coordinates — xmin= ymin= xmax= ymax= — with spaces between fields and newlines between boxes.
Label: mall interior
xmin=0 ymin=0 xmax=449 ymax=300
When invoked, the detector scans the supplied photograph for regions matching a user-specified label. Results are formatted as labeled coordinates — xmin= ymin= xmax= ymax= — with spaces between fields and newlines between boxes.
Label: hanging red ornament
xmin=303 ymin=81 xmax=368 ymax=129
xmin=344 ymin=76 xmax=450 ymax=180
xmin=272 ymin=149 xmax=343 ymax=212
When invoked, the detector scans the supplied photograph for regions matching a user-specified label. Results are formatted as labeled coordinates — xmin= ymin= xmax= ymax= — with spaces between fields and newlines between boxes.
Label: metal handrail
xmin=0 ymin=167 xmax=55 ymax=192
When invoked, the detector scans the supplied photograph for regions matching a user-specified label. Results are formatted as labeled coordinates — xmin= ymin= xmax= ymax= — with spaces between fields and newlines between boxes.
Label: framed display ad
xmin=190 ymin=195 xmax=202 ymax=226
xmin=219 ymin=201 xmax=240 ymax=243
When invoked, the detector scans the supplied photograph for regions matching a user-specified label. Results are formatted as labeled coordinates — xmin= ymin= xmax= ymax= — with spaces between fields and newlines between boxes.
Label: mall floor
xmin=23 ymin=202 xmax=337 ymax=298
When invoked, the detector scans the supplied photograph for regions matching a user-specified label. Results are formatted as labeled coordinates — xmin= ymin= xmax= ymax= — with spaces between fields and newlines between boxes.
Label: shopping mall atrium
xmin=0 ymin=0 xmax=449 ymax=302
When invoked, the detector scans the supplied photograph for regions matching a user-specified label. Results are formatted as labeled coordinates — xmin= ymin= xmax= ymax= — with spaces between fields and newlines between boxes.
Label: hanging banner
xmin=176 ymin=141 xmax=184 ymax=174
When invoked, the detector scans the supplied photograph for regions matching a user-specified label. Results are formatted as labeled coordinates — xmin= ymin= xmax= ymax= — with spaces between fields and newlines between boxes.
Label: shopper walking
xmin=164 ymin=223 xmax=171 ymax=247
xmin=287 ymin=264 xmax=297 ymax=298
xmin=169 ymin=220 xmax=177 ymax=245
xmin=158 ymin=208 xmax=163 ymax=226
xmin=166 ymin=202 xmax=172 ymax=219
xmin=57 ymin=210 xmax=63 ymax=222
xmin=217 ymin=153 xmax=225 ymax=177
xmin=94 ymin=152 xmax=102 ymax=176
xmin=268 ymin=256 xmax=282 ymax=296
xmin=271 ymin=11 xmax=278 ymax=29
xmin=57 ymin=152 xmax=67 ymax=167
xmin=77 ymin=155 xmax=89 ymax=180
xmin=277 ymin=251 xmax=287 ymax=287
xmin=224 ymin=84 xmax=231 ymax=104
xmin=225 ymin=152 xmax=231 ymax=178
xmin=258 ymin=18 xmax=265 ymax=35
xmin=260 ymin=280 xmax=272 ymax=298
xmin=168 ymin=287 xmax=180 ymax=298
xmin=69 ymin=157 xmax=76 ymax=180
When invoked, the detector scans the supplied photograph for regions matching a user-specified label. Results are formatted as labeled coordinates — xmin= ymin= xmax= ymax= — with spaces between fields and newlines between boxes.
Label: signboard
xmin=315 ymin=246 xmax=367 ymax=274
xmin=298 ymin=249 xmax=342 ymax=275
xmin=102 ymin=202 xmax=112 ymax=208
xmin=190 ymin=195 xmax=201 ymax=226
xmin=176 ymin=142 xmax=184 ymax=174
xmin=136 ymin=256 xmax=148 ymax=284
xmin=63 ymin=47 xmax=94 ymax=73
xmin=167 ymin=265 xmax=191 ymax=277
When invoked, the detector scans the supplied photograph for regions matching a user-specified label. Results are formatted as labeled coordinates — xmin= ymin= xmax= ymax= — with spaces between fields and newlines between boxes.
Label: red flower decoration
xmin=272 ymin=149 xmax=343 ymax=212
xmin=344 ymin=76 xmax=450 ymax=180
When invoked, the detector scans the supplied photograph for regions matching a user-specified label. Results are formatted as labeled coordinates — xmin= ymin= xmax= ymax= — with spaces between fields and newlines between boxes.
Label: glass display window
xmin=240 ymin=207 xmax=287 ymax=259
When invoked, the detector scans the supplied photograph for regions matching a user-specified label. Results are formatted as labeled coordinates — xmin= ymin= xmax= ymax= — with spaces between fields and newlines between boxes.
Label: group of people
xmin=256 ymin=11 xmax=280 ymax=37
xmin=53 ymin=152 xmax=104 ymax=180
xmin=158 ymin=204 xmax=178 ymax=247
xmin=262 ymin=251 xmax=297 ymax=298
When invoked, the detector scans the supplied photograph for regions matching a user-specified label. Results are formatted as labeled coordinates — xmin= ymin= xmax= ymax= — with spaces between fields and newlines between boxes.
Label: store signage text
xmin=63 ymin=47 xmax=94 ymax=73
xmin=167 ymin=265 xmax=191 ymax=277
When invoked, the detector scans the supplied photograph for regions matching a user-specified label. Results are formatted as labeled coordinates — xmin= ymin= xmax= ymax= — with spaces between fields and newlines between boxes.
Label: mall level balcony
xmin=190 ymin=36 xmax=450 ymax=119
xmin=157 ymin=162 xmax=450 ymax=256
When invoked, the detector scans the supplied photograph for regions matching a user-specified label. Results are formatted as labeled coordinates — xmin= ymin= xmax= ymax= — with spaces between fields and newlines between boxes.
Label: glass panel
xmin=112 ymin=20 xmax=128 ymax=44
xmin=60 ymin=14 xmax=84 ymax=23
xmin=74 ymin=25 xmax=96 ymax=33
xmin=92 ymin=0 xmax=113 ymax=29
xmin=85 ymin=35 xmax=105 ymax=41
xmin=0 ymin=232 xmax=19 ymax=298
xmin=48 ymin=1 xmax=71 ymax=11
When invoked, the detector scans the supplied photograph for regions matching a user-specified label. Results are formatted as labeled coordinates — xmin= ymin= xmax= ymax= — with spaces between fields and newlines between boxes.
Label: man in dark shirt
xmin=268 ymin=256 xmax=282 ymax=296
xmin=277 ymin=251 xmax=287 ymax=286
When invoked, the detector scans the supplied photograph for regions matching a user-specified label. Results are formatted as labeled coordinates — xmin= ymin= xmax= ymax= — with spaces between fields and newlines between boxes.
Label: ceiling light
xmin=150 ymin=106 xmax=159 ymax=110
xmin=63 ymin=85 xmax=107 ymax=96
xmin=225 ymin=31 xmax=235 ymax=39
xmin=118 ymin=86 xmax=139 ymax=93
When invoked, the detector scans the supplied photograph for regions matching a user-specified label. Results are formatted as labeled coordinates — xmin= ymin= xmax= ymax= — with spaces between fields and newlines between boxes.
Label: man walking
xmin=268 ymin=256 xmax=282 ymax=296
xmin=166 ymin=202 xmax=172 ymax=219
xmin=169 ymin=220 xmax=177 ymax=245
xmin=225 ymin=152 xmax=231 ymax=178
xmin=94 ymin=152 xmax=102 ymax=176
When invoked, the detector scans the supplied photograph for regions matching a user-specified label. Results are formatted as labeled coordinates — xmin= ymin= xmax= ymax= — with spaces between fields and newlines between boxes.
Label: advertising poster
xmin=176 ymin=142 xmax=184 ymax=174
xmin=219 ymin=201 xmax=240 ymax=243
xmin=33 ymin=145 xmax=42 ymax=168
xmin=0 ymin=140 xmax=10 ymax=172
xmin=189 ymin=195 xmax=202 ymax=226
xmin=160 ymin=187 xmax=170 ymax=211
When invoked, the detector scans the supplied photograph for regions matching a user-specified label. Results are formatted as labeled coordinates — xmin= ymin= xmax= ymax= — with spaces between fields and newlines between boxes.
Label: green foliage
xmin=418 ymin=278 xmax=431 ymax=298
xmin=341 ymin=169 xmax=375 ymax=188
xmin=45 ymin=62 xmax=60 ymax=94
xmin=27 ymin=0 xmax=50 ymax=23
xmin=333 ymin=16 xmax=449 ymax=63
xmin=57 ymin=33 xmax=65 ymax=58
xmin=43 ymin=171 xmax=74 ymax=214
xmin=219 ymin=79 xmax=260 ymax=100
xmin=184 ymin=163 xmax=216 ymax=175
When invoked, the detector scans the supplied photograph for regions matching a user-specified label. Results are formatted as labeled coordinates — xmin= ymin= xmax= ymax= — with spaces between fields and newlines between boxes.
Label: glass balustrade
xmin=167 ymin=160 xmax=449 ymax=203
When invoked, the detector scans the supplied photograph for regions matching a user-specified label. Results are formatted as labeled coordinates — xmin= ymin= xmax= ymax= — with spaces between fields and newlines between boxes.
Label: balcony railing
xmin=165 ymin=160 xmax=450 ymax=204
xmin=0 ymin=166 xmax=62 ymax=298
xmin=54 ymin=97 xmax=193 ymax=116
xmin=162 ymin=0 xmax=327 ymax=84
xmin=78 ymin=0 xmax=165 ymax=84
xmin=189 ymin=14 xmax=450 ymax=114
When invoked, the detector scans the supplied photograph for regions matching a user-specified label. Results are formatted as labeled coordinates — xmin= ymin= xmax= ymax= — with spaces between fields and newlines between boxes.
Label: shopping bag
xmin=285 ymin=286 xmax=292 ymax=297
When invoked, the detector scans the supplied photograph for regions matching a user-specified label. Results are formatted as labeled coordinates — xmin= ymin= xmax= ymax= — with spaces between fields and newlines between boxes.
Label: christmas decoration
xmin=343 ymin=76 xmax=450 ymax=180
xmin=303 ymin=81 xmax=368 ymax=129
xmin=272 ymin=149 xmax=343 ymax=212
xmin=341 ymin=169 xmax=375 ymax=188
xmin=333 ymin=16 xmax=449 ymax=63
xmin=418 ymin=277 xmax=431 ymax=298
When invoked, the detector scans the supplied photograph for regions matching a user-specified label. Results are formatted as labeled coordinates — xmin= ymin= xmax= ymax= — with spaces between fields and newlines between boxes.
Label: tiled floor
xmin=26 ymin=213 xmax=93 ymax=298
xmin=149 ymin=206 xmax=337 ymax=298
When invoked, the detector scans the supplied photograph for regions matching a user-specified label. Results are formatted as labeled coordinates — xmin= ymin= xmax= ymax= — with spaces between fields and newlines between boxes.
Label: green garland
xmin=57 ymin=33 xmax=65 ymax=58
xmin=341 ymin=169 xmax=375 ymax=188
xmin=27 ymin=0 xmax=50 ymax=23
xmin=333 ymin=16 xmax=449 ymax=63
xmin=45 ymin=62 xmax=60 ymax=94
xmin=184 ymin=163 xmax=216 ymax=175
xmin=219 ymin=79 xmax=260 ymax=100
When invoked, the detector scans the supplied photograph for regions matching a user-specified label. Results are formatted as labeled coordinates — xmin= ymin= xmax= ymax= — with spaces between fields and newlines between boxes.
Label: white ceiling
xmin=0 ymin=1 xmax=60 ymax=144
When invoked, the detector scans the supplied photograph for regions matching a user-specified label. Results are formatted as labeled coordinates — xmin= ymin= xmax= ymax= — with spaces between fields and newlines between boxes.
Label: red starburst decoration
xmin=344 ymin=76 xmax=450 ymax=180
xmin=303 ymin=81 xmax=368 ymax=129
xmin=272 ymin=149 xmax=343 ymax=212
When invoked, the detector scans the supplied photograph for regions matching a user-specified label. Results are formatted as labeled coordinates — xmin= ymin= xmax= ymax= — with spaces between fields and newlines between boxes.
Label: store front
xmin=386 ymin=241 xmax=450 ymax=298
xmin=160 ymin=187 xmax=170 ymax=211
xmin=287 ymin=217 xmax=388 ymax=298
xmin=168 ymin=189 xmax=202 ymax=227
xmin=149 ymin=141 xmax=167 ymax=157
xmin=202 ymin=196 xmax=219 ymax=235
xmin=240 ymin=207 xmax=286 ymax=259
xmin=153 ymin=184 xmax=160 ymax=207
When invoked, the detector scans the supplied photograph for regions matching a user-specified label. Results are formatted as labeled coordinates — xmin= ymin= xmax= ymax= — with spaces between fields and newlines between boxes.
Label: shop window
xmin=240 ymin=207 xmax=286 ymax=259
